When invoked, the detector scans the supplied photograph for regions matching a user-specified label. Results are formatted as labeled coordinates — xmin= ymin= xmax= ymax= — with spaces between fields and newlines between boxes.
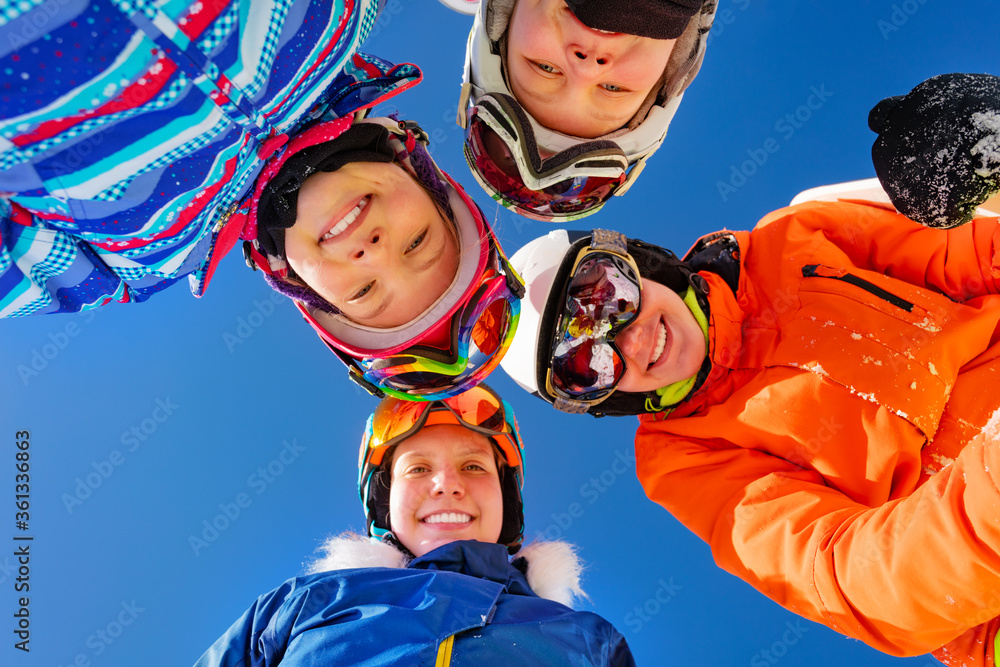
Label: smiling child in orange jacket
xmin=501 ymin=73 xmax=1000 ymax=666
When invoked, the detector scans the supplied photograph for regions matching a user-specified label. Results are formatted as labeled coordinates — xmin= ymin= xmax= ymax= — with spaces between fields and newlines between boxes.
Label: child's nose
xmin=351 ymin=230 xmax=384 ymax=260
xmin=566 ymin=45 xmax=610 ymax=80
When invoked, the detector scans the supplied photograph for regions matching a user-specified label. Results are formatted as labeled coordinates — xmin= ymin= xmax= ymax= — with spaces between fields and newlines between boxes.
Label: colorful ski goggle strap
xmin=463 ymin=94 xmax=631 ymax=222
xmin=545 ymin=231 xmax=642 ymax=411
xmin=358 ymin=383 xmax=525 ymax=538
xmin=346 ymin=253 xmax=523 ymax=402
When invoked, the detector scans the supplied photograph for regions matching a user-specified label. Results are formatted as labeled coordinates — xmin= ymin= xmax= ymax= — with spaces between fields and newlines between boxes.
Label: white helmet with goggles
xmin=242 ymin=115 xmax=524 ymax=401
xmin=500 ymin=228 xmax=718 ymax=417
xmin=457 ymin=0 xmax=718 ymax=222
xmin=358 ymin=383 xmax=526 ymax=554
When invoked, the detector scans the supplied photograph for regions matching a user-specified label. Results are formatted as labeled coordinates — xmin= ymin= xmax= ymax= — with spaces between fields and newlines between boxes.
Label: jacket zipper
xmin=435 ymin=634 xmax=455 ymax=666
xmin=801 ymin=265 xmax=914 ymax=312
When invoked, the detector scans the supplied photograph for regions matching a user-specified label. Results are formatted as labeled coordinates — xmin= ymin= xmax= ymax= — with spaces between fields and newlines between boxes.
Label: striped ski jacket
xmin=0 ymin=0 xmax=419 ymax=317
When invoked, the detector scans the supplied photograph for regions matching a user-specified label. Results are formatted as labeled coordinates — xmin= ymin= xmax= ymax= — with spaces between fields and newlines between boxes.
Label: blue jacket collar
xmin=409 ymin=541 xmax=536 ymax=597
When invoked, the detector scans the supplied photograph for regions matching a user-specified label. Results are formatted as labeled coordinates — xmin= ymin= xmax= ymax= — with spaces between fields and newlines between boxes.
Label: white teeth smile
xmin=321 ymin=195 xmax=370 ymax=241
xmin=423 ymin=512 xmax=473 ymax=525
xmin=649 ymin=320 xmax=667 ymax=368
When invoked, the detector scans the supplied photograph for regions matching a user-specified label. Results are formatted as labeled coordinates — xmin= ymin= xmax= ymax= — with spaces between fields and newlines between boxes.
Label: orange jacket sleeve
xmin=635 ymin=414 xmax=1000 ymax=657
xmin=754 ymin=201 xmax=1000 ymax=301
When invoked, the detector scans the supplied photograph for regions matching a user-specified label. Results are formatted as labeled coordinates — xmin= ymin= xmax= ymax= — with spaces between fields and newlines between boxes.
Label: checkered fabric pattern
xmin=0 ymin=72 xmax=194 ymax=173
xmin=0 ymin=0 xmax=47 ymax=28
xmin=27 ymin=232 xmax=79 ymax=284
xmin=196 ymin=3 xmax=239 ymax=55
xmin=246 ymin=0 xmax=292 ymax=98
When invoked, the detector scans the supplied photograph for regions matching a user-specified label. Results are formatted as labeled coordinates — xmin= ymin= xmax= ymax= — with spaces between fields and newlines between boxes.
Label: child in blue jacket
xmin=195 ymin=384 xmax=635 ymax=666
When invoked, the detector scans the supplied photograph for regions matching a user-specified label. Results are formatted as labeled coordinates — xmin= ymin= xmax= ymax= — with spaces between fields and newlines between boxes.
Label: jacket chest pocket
xmin=784 ymin=264 xmax=958 ymax=436
xmin=802 ymin=264 xmax=914 ymax=310
xmin=798 ymin=264 xmax=944 ymax=331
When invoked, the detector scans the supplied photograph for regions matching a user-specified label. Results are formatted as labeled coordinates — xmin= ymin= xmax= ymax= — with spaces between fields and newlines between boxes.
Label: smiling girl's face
xmin=388 ymin=424 xmax=504 ymax=557
xmin=506 ymin=0 xmax=677 ymax=138
xmin=283 ymin=162 xmax=459 ymax=328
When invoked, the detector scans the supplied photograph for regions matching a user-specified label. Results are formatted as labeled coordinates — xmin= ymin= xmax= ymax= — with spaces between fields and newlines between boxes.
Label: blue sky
xmin=2 ymin=1 xmax=999 ymax=665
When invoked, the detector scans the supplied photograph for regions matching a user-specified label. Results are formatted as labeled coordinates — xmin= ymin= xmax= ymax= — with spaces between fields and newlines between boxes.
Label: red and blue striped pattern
xmin=0 ymin=0 xmax=418 ymax=317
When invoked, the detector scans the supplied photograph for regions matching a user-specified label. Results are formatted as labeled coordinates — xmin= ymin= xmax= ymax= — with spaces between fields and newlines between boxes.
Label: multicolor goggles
xmin=463 ymin=94 xmax=632 ymax=222
xmin=340 ymin=245 xmax=523 ymax=402
xmin=359 ymin=383 xmax=524 ymax=475
xmin=545 ymin=233 xmax=642 ymax=409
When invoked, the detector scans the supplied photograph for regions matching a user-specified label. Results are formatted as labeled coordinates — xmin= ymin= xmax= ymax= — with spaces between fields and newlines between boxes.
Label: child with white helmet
xmin=499 ymin=73 xmax=1000 ymax=666
xmin=457 ymin=0 xmax=718 ymax=221
xmin=195 ymin=384 xmax=635 ymax=666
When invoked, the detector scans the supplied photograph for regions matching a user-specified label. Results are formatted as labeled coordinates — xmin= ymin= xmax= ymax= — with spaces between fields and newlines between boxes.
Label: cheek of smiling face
xmin=506 ymin=0 xmax=677 ymax=138
xmin=282 ymin=161 xmax=459 ymax=328
xmin=388 ymin=424 xmax=504 ymax=557
xmin=612 ymin=279 xmax=707 ymax=394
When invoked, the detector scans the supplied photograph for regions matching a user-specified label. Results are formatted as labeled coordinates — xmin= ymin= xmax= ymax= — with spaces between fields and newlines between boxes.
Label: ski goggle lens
xmin=547 ymin=252 xmax=642 ymax=401
xmin=464 ymin=114 xmax=625 ymax=219
xmin=361 ymin=384 xmax=521 ymax=470
xmin=358 ymin=269 xmax=521 ymax=401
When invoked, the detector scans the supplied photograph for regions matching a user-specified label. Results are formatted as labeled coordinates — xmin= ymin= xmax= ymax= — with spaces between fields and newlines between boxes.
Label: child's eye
xmin=534 ymin=61 xmax=560 ymax=75
xmin=601 ymin=83 xmax=625 ymax=93
xmin=351 ymin=282 xmax=374 ymax=300
xmin=407 ymin=231 xmax=427 ymax=252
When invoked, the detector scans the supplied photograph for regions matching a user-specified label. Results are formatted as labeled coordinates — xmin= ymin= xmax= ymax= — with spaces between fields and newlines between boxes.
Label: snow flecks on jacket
xmin=972 ymin=111 xmax=1000 ymax=177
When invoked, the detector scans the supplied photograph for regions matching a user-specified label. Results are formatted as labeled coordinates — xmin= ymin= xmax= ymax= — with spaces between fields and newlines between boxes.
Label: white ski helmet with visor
xmin=457 ymin=0 xmax=718 ymax=222
xmin=500 ymin=228 xmax=715 ymax=416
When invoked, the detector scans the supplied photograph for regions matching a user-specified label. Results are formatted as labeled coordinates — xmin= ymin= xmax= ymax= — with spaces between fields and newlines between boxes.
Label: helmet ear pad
xmin=366 ymin=465 xmax=393 ymax=536
xmin=496 ymin=443 xmax=525 ymax=554
xmin=627 ymin=238 xmax=693 ymax=295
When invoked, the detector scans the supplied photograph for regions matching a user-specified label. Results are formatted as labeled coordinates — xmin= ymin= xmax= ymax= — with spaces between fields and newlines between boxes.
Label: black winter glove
xmin=869 ymin=72 xmax=1000 ymax=228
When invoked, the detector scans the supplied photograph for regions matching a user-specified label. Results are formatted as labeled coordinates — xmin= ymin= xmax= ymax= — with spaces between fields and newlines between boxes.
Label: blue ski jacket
xmin=195 ymin=540 xmax=636 ymax=666
xmin=0 ymin=0 xmax=419 ymax=317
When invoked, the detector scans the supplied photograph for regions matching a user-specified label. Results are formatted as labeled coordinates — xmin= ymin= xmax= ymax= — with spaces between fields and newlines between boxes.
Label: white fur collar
xmin=304 ymin=533 xmax=588 ymax=609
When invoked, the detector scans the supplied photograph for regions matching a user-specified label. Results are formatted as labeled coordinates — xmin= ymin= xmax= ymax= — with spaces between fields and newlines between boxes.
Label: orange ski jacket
xmin=636 ymin=200 xmax=1000 ymax=665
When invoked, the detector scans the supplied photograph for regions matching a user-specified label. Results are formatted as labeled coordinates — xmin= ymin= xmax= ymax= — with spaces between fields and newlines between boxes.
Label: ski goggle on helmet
xmin=502 ymin=229 xmax=656 ymax=414
xmin=358 ymin=383 xmax=525 ymax=552
xmin=463 ymin=93 xmax=636 ymax=222
xmin=243 ymin=116 xmax=525 ymax=402
xmin=543 ymin=230 xmax=643 ymax=413
xmin=456 ymin=0 xmax=702 ymax=222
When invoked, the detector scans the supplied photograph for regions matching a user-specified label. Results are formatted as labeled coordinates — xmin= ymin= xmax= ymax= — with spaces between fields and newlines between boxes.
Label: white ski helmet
xmin=456 ymin=0 xmax=718 ymax=222
xmin=501 ymin=228 xmax=718 ymax=416
xmin=438 ymin=0 xmax=480 ymax=14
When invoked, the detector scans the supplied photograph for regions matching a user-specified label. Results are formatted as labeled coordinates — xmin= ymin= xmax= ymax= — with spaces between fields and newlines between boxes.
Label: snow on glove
xmin=869 ymin=72 xmax=1000 ymax=228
